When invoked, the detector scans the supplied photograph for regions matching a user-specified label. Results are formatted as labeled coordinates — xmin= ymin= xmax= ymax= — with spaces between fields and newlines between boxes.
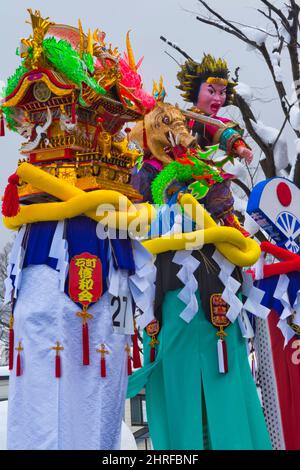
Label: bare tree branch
xmin=197 ymin=0 xmax=250 ymax=40
xmin=165 ymin=0 xmax=300 ymax=186
xmin=260 ymin=0 xmax=290 ymax=30
xmin=293 ymin=154 xmax=300 ymax=186
xmin=164 ymin=51 xmax=181 ymax=66
xmin=160 ymin=36 xmax=192 ymax=60
xmin=257 ymin=43 xmax=290 ymax=118
xmin=273 ymin=100 xmax=298 ymax=148
xmin=230 ymin=19 xmax=278 ymax=40
xmin=232 ymin=178 xmax=251 ymax=197
xmin=286 ymin=0 xmax=300 ymax=108
xmin=195 ymin=16 xmax=256 ymax=47
xmin=258 ymin=7 xmax=280 ymax=35
xmin=234 ymin=93 xmax=277 ymax=178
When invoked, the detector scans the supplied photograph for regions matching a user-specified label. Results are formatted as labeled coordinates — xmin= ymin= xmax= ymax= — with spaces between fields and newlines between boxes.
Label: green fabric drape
xmin=128 ymin=289 xmax=271 ymax=450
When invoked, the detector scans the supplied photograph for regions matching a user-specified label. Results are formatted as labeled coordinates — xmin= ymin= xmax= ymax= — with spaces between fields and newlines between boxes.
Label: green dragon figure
xmin=151 ymin=145 xmax=233 ymax=205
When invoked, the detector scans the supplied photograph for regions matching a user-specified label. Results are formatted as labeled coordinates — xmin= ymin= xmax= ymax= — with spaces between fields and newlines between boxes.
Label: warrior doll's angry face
xmin=196 ymin=82 xmax=227 ymax=116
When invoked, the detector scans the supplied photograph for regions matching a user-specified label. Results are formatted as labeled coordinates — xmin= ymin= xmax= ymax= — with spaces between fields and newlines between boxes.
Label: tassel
xmin=82 ymin=322 xmax=90 ymax=366
xmin=15 ymin=341 xmax=23 ymax=376
xmin=92 ymin=117 xmax=104 ymax=150
xmin=150 ymin=347 xmax=156 ymax=363
xmin=125 ymin=344 xmax=132 ymax=375
xmin=97 ymin=344 xmax=109 ymax=377
xmin=52 ymin=342 xmax=64 ymax=378
xmin=127 ymin=354 xmax=132 ymax=376
xmin=55 ymin=355 xmax=61 ymax=378
xmin=217 ymin=338 xmax=228 ymax=374
xmin=132 ymin=328 xmax=142 ymax=369
xmin=9 ymin=315 xmax=14 ymax=370
xmin=0 ymin=112 xmax=5 ymax=136
xmin=2 ymin=173 xmax=20 ymax=217
xmin=101 ymin=356 xmax=106 ymax=377
xmin=16 ymin=352 xmax=22 ymax=376
xmin=146 ymin=320 xmax=160 ymax=364
xmin=71 ymin=93 xmax=76 ymax=124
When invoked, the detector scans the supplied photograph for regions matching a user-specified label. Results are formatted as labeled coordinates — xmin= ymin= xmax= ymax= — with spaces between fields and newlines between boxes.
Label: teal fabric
xmin=128 ymin=289 xmax=272 ymax=450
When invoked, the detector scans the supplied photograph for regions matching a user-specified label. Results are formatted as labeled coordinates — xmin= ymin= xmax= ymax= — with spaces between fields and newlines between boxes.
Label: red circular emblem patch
xmin=276 ymin=182 xmax=292 ymax=207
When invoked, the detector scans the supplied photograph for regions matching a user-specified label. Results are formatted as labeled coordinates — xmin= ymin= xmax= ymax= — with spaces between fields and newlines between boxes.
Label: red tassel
xmin=16 ymin=352 xmax=22 ymax=377
xmin=132 ymin=330 xmax=142 ymax=369
xmin=55 ymin=354 xmax=61 ymax=378
xmin=92 ymin=117 xmax=104 ymax=150
xmin=9 ymin=326 xmax=14 ymax=370
xmin=52 ymin=342 xmax=63 ymax=378
xmin=82 ymin=323 xmax=90 ymax=366
xmin=71 ymin=94 xmax=76 ymax=124
xmin=150 ymin=347 xmax=156 ymax=363
xmin=0 ymin=113 xmax=5 ymax=137
xmin=127 ymin=354 xmax=132 ymax=376
xmin=101 ymin=357 xmax=106 ymax=377
xmin=217 ymin=339 xmax=228 ymax=374
xmin=2 ymin=173 xmax=20 ymax=217
xmin=9 ymin=315 xmax=14 ymax=370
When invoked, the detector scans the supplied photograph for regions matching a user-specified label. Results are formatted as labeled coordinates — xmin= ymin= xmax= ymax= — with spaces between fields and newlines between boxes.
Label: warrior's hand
xmin=236 ymin=146 xmax=253 ymax=164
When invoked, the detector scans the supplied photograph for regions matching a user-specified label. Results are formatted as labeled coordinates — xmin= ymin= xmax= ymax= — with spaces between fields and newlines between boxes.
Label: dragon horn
xmin=126 ymin=30 xmax=137 ymax=72
xmin=93 ymin=28 xmax=100 ymax=43
xmin=78 ymin=19 xmax=84 ymax=58
xmin=152 ymin=80 xmax=158 ymax=97
xmin=87 ymin=28 xmax=93 ymax=55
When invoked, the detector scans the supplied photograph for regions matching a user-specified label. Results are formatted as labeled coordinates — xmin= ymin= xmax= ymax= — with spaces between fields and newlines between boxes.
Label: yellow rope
xmin=4 ymin=163 xmax=155 ymax=232
xmin=143 ymin=194 xmax=261 ymax=267
xmin=3 ymin=163 xmax=260 ymax=267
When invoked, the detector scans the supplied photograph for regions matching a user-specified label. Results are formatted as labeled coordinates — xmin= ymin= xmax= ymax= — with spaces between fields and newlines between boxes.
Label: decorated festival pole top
xmin=0 ymin=9 xmax=157 ymax=206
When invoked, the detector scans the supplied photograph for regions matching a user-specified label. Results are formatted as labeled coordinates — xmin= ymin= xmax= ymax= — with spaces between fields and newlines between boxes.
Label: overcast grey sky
xmin=0 ymin=0 xmax=292 ymax=248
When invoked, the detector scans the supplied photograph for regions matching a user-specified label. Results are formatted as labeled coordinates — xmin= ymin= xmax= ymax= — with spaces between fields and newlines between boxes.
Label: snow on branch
xmin=290 ymin=103 xmax=300 ymax=132
xmin=240 ymin=27 xmax=268 ymax=47
xmin=235 ymin=82 xmax=254 ymax=106
xmin=250 ymin=120 xmax=289 ymax=171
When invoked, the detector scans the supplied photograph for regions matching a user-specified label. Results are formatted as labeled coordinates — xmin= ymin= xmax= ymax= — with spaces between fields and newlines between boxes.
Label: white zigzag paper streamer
xmin=4 ymin=225 xmax=27 ymax=304
xmin=273 ymin=274 xmax=296 ymax=346
xmin=129 ymin=240 xmax=156 ymax=329
xmin=242 ymin=272 xmax=270 ymax=319
xmin=212 ymin=250 xmax=243 ymax=323
xmin=49 ymin=220 xmax=69 ymax=292
xmin=173 ymin=250 xmax=200 ymax=323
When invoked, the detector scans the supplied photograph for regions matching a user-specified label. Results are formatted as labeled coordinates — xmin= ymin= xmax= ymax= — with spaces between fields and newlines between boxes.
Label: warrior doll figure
xmin=177 ymin=54 xmax=253 ymax=236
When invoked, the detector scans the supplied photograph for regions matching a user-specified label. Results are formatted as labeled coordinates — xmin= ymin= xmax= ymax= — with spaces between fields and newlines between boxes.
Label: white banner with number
xmin=108 ymin=266 xmax=134 ymax=335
